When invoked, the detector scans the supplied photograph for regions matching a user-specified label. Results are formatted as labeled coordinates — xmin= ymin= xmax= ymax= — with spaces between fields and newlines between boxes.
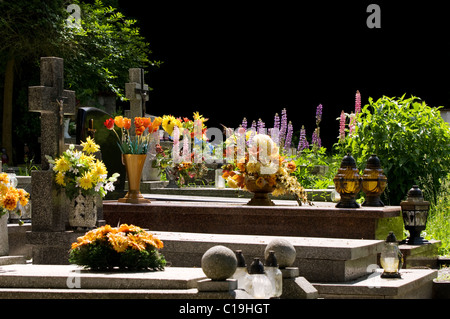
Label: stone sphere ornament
xmin=201 ymin=245 xmax=237 ymax=281
xmin=264 ymin=239 xmax=296 ymax=268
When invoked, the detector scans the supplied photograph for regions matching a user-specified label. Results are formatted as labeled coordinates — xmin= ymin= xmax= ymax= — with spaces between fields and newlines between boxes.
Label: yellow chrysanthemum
xmin=0 ymin=173 xmax=9 ymax=185
xmin=1 ymin=188 xmax=19 ymax=211
xmin=54 ymin=157 xmax=70 ymax=173
xmin=55 ymin=172 xmax=66 ymax=186
xmin=107 ymin=232 xmax=129 ymax=253
xmin=81 ymin=136 xmax=100 ymax=154
xmin=78 ymin=171 xmax=94 ymax=190
xmin=79 ymin=153 xmax=95 ymax=166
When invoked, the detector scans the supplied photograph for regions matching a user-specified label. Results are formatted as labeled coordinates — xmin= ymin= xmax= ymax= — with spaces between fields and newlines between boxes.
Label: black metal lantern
xmin=400 ymin=185 xmax=430 ymax=245
xmin=333 ymin=154 xmax=362 ymax=208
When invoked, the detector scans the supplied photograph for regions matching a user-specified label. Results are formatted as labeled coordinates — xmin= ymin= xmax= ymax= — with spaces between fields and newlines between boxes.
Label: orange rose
xmin=287 ymin=161 xmax=296 ymax=173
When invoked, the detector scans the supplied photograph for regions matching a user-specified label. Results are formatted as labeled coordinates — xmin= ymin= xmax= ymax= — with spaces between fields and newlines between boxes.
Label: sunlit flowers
xmin=104 ymin=116 xmax=162 ymax=154
xmin=0 ymin=173 xmax=29 ymax=217
xmin=46 ymin=141 xmax=119 ymax=200
xmin=69 ymin=224 xmax=166 ymax=271
xmin=222 ymin=132 xmax=307 ymax=205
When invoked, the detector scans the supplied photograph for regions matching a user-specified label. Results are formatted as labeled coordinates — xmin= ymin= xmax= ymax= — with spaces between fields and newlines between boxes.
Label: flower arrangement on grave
xmin=222 ymin=130 xmax=308 ymax=205
xmin=104 ymin=116 xmax=163 ymax=154
xmin=156 ymin=112 xmax=209 ymax=186
xmin=69 ymin=224 xmax=166 ymax=271
xmin=0 ymin=173 xmax=29 ymax=217
xmin=46 ymin=137 xmax=119 ymax=201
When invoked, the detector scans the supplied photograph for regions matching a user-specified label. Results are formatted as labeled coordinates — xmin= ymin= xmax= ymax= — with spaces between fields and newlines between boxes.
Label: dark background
xmin=117 ymin=1 xmax=450 ymax=149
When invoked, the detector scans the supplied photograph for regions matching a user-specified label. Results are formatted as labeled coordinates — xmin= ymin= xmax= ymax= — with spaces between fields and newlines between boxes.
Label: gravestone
xmin=28 ymin=57 xmax=76 ymax=232
xmin=76 ymin=107 xmax=126 ymax=199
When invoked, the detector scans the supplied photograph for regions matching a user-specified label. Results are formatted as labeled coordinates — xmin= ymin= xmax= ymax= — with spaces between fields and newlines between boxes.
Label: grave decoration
xmin=361 ymin=154 xmax=388 ymax=207
xmin=380 ymin=231 xmax=403 ymax=279
xmin=333 ymin=153 xmax=362 ymax=208
xmin=0 ymin=172 xmax=30 ymax=217
xmin=103 ymin=116 xmax=162 ymax=203
xmin=0 ymin=173 xmax=29 ymax=256
xmin=69 ymin=223 xmax=166 ymax=271
xmin=46 ymin=137 xmax=119 ymax=229
xmin=222 ymin=131 xmax=307 ymax=206
xmin=156 ymin=113 xmax=209 ymax=187
xmin=400 ymin=185 xmax=431 ymax=245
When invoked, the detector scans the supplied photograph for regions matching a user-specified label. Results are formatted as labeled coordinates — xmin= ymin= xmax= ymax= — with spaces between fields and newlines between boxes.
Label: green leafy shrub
xmin=345 ymin=95 xmax=450 ymax=205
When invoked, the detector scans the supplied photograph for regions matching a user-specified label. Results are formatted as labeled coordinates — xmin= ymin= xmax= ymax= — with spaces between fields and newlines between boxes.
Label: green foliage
xmin=60 ymin=0 xmax=161 ymax=104
xmin=423 ymin=175 xmax=450 ymax=256
xmin=344 ymin=95 xmax=450 ymax=205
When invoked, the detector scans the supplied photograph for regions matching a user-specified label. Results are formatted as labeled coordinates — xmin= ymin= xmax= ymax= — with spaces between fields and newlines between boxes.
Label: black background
xmin=117 ymin=1 xmax=450 ymax=149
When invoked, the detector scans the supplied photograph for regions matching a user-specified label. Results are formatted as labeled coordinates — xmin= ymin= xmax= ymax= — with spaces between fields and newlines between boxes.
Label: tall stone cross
xmin=29 ymin=57 xmax=76 ymax=170
xmin=125 ymin=68 xmax=149 ymax=121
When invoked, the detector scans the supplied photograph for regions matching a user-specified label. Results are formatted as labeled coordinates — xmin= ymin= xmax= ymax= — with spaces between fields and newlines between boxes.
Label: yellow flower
xmin=0 ymin=173 xmax=9 ymax=185
xmin=114 ymin=116 xmax=124 ymax=129
xmin=1 ymin=188 xmax=19 ymax=211
xmin=55 ymin=172 xmax=66 ymax=186
xmin=107 ymin=232 xmax=129 ymax=253
xmin=90 ymin=160 xmax=107 ymax=182
xmin=81 ymin=136 xmax=100 ymax=154
xmin=78 ymin=171 xmax=94 ymax=190
xmin=54 ymin=157 xmax=70 ymax=173
xmin=162 ymin=115 xmax=182 ymax=136
xmin=79 ymin=154 xmax=95 ymax=166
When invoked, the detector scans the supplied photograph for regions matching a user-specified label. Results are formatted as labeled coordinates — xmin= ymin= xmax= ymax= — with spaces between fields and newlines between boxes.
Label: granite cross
xmin=29 ymin=57 xmax=76 ymax=170
xmin=125 ymin=68 xmax=149 ymax=120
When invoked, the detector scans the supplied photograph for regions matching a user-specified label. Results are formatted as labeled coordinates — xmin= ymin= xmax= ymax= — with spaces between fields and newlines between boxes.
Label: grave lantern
xmin=333 ymin=153 xmax=362 ymax=208
xmin=245 ymin=258 xmax=274 ymax=299
xmin=400 ymin=185 xmax=430 ymax=245
xmin=361 ymin=154 xmax=387 ymax=207
xmin=380 ymin=231 xmax=403 ymax=278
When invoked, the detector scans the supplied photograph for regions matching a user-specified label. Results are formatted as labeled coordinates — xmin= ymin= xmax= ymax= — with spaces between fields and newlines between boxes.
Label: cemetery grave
xmin=0 ymin=56 xmax=448 ymax=300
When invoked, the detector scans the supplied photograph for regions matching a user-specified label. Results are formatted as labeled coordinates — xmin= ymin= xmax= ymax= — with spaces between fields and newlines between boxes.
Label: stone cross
xmin=125 ymin=68 xmax=149 ymax=120
xmin=29 ymin=57 xmax=76 ymax=170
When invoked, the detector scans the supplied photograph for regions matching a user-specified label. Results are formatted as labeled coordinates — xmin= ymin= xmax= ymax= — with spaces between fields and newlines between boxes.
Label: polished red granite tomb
xmin=103 ymin=200 xmax=401 ymax=240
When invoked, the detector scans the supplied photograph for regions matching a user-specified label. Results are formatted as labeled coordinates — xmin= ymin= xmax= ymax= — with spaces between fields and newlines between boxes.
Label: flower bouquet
xmin=222 ymin=130 xmax=307 ymax=205
xmin=104 ymin=116 xmax=162 ymax=154
xmin=46 ymin=137 xmax=119 ymax=201
xmin=69 ymin=224 xmax=166 ymax=271
xmin=0 ymin=173 xmax=29 ymax=217
xmin=157 ymin=112 xmax=209 ymax=186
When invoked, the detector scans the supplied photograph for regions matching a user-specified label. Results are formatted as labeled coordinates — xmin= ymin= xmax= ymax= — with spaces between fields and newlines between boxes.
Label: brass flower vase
xmin=119 ymin=154 xmax=151 ymax=204
xmin=245 ymin=175 xmax=276 ymax=206
xmin=333 ymin=154 xmax=362 ymax=208
xmin=361 ymin=154 xmax=387 ymax=207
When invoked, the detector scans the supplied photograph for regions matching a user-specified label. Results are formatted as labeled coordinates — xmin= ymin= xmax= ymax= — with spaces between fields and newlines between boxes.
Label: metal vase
xmin=119 ymin=154 xmax=151 ymax=204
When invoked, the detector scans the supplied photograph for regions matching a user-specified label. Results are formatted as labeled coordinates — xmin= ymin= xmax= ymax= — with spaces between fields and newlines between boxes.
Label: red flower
xmin=104 ymin=118 xmax=115 ymax=130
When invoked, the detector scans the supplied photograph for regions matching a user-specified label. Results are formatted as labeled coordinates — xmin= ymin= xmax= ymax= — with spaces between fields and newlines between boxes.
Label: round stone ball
xmin=201 ymin=245 xmax=237 ymax=281
xmin=264 ymin=239 xmax=296 ymax=268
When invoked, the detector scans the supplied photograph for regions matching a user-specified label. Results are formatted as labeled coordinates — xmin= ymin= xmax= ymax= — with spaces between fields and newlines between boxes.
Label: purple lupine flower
xmin=339 ymin=110 xmax=346 ymax=141
xmin=273 ymin=113 xmax=280 ymax=131
xmin=241 ymin=117 xmax=248 ymax=130
xmin=257 ymin=118 xmax=266 ymax=134
xmin=355 ymin=90 xmax=361 ymax=114
xmin=312 ymin=128 xmax=321 ymax=148
xmin=250 ymin=120 xmax=257 ymax=132
xmin=284 ymin=121 xmax=293 ymax=151
xmin=297 ymin=125 xmax=309 ymax=152
xmin=279 ymin=108 xmax=287 ymax=145
xmin=316 ymin=104 xmax=323 ymax=125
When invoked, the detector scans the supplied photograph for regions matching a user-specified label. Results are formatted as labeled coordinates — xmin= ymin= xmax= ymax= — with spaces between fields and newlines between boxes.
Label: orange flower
xmin=123 ymin=118 xmax=131 ymax=130
xmin=286 ymin=161 xmax=297 ymax=173
xmin=114 ymin=116 xmax=124 ymax=128
xmin=134 ymin=117 xmax=144 ymax=128
xmin=135 ymin=126 xmax=146 ymax=136
xmin=142 ymin=117 xmax=151 ymax=128
xmin=150 ymin=117 xmax=162 ymax=133
xmin=2 ymin=188 xmax=19 ymax=211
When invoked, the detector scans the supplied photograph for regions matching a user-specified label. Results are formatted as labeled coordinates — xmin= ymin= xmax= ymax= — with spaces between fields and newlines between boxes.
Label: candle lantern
xmin=361 ymin=154 xmax=387 ymax=207
xmin=245 ymin=258 xmax=274 ymax=299
xmin=400 ymin=185 xmax=430 ymax=245
xmin=333 ymin=153 xmax=362 ymax=208
xmin=380 ymin=231 xmax=403 ymax=278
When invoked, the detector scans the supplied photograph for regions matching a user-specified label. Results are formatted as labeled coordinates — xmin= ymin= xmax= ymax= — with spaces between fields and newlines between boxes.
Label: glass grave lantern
xmin=400 ymin=185 xmax=430 ymax=245
xmin=361 ymin=154 xmax=387 ymax=207
xmin=380 ymin=231 xmax=403 ymax=278
xmin=333 ymin=153 xmax=362 ymax=208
